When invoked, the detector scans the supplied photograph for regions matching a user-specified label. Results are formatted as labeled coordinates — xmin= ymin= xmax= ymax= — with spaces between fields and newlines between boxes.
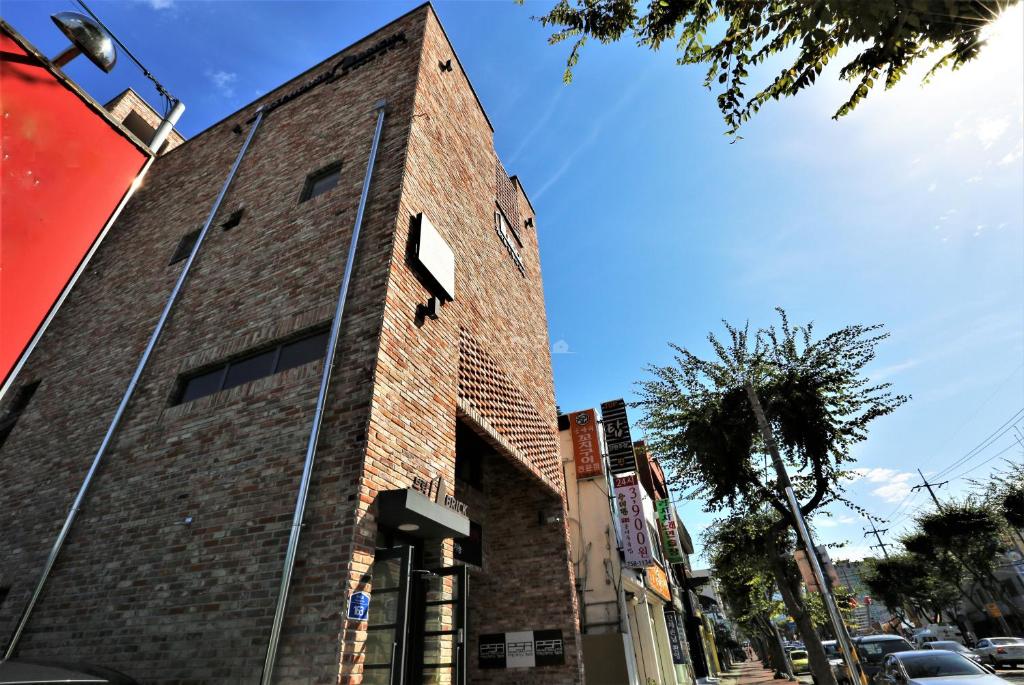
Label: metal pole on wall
xmin=3 ymin=108 xmax=265 ymax=660
xmin=744 ymin=381 xmax=867 ymax=685
xmin=260 ymin=100 xmax=387 ymax=685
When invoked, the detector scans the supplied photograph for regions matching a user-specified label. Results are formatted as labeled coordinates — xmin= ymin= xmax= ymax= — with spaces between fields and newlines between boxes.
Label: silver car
xmin=874 ymin=650 xmax=1004 ymax=685
xmin=973 ymin=637 xmax=1024 ymax=669
xmin=923 ymin=641 xmax=985 ymax=665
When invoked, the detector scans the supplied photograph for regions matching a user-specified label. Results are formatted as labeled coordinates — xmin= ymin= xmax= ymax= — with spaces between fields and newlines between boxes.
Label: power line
xmin=946 ymin=440 xmax=1022 ymax=482
xmin=933 ymin=406 xmax=1024 ymax=479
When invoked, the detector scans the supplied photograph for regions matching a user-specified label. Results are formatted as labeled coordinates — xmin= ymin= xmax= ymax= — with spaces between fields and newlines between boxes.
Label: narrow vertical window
xmin=0 ymin=380 xmax=40 ymax=450
xmin=169 ymin=229 xmax=201 ymax=265
xmin=300 ymin=161 xmax=342 ymax=202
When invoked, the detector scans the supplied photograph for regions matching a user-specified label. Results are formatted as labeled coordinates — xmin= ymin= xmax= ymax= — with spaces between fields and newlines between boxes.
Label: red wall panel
xmin=1 ymin=28 xmax=149 ymax=387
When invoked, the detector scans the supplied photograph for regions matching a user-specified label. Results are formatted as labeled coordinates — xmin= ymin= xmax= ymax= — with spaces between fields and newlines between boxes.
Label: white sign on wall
xmin=414 ymin=212 xmax=455 ymax=300
xmin=614 ymin=473 xmax=654 ymax=568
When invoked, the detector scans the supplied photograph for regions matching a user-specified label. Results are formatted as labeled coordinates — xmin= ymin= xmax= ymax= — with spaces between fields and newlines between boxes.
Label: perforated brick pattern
xmin=458 ymin=329 xmax=560 ymax=487
xmin=495 ymin=160 xmax=520 ymax=229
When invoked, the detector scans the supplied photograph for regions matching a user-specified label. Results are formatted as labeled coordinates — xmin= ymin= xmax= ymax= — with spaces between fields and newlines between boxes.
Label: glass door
xmin=410 ymin=564 xmax=467 ymax=685
xmin=363 ymin=545 xmax=413 ymax=685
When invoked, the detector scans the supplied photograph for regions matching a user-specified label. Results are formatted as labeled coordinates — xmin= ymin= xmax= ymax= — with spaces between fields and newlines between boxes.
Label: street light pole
xmin=745 ymin=381 xmax=867 ymax=685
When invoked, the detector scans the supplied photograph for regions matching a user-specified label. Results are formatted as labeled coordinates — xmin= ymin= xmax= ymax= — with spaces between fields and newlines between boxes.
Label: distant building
xmin=834 ymin=559 xmax=893 ymax=634
xmin=558 ymin=409 xmax=703 ymax=685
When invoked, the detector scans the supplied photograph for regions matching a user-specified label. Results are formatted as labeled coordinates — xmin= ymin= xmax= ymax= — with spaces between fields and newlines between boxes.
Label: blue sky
xmin=5 ymin=0 xmax=1022 ymax=563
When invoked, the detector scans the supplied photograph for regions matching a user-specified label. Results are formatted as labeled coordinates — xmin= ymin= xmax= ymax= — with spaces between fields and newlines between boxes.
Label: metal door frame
xmin=411 ymin=563 xmax=467 ymax=685
xmin=364 ymin=545 xmax=413 ymax=685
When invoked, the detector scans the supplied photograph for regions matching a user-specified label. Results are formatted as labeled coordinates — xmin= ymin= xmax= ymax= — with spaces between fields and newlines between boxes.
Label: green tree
xmin=705 ymin=511 xmax=793 ymax=677
xmin=637 ymin=309 xmax=906 ymax=685
xmin=525 ymin=0 xmax=1019 ymax=134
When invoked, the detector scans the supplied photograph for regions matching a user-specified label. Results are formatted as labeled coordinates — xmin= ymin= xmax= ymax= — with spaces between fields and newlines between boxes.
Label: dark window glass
xmin=175 ymin=328 xmax=329 ymax=404
xmin=0 ymin=380 xmax=40 ymax=450
xmin=223 ymin=350 xmax=277 ymax=391
xmin=857 ymin=640 xmax=913 ymax=663
xmin=301 ymin=162 xmax=342 ymax=202
xmin=221 ymin=208 xmax=244 ymax=230
xmin=900 ymin=653 xmax=984 ymax=678
xmin=0 ymin=586 xmax=9 ymax=608
xmin=180 ymin=368 xmax=224 ymax=404
xmin=122 ymin=111 xmax=156 ymax=144
xmin=277 ymin=331 xmax=328 ymax=372
xmin=169 ymin=229 xmax=200 ymax=265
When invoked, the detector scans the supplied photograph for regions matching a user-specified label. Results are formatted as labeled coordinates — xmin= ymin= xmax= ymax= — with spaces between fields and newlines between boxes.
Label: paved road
xmin=794 ymin=667 xmax=1024 ymax=685
xmin=996 ymin=666 xmax=1024 ymax=685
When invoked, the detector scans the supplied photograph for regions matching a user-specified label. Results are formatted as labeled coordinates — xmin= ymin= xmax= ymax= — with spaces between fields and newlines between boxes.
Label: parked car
xmin=790 ymin=649 xmax=811 ymax=674
xmin=922 ymin=641 xmax=985 ymax=665
xmin=973 ymin=637 xmax=1024 ymax=669
xmin=0 ymin=659 xmax=138 ymax=684
xmin=873 ymin=650 xmax=1003 ymax=685
xmin=852 ymin=635 xmax=916 ymax=683
xmin=912 ymin=625 xmax=966 ymax=648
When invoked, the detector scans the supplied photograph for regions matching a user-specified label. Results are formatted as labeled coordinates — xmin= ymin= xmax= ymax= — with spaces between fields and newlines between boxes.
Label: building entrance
xmin=364 ymin=544 xmax=467 ymax=685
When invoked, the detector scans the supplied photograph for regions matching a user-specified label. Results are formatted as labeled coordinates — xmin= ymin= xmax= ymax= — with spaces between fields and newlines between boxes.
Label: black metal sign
xmin=665 ymin=608 xmax=689 ymax=665
xmin=601 ymin=399 xmax=637 ymax=474
xmin=479 ymin=630 xmax=564 ymax=669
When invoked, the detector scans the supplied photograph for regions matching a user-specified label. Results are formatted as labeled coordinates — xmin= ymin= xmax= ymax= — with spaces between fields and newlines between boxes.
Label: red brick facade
xmin=0 ymin=5 xmax=581 ymax=684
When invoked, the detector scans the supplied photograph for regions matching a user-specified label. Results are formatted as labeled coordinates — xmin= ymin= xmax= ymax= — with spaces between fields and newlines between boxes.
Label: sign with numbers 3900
xmin=614 ymin=474 xmax=654 ymax=568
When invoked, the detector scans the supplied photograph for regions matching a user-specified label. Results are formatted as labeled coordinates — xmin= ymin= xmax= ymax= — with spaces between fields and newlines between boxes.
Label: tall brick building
xmin=0 ymin=5 xmax=582 ymax=683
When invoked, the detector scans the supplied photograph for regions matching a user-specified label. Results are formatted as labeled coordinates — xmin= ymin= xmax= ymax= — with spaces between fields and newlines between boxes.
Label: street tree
xmin=917 ymin=498 xmax=1021 ymax=628
xmin=705 ymin=512 xmax=793 ymax=676
xmin=524 ymin=0 xmax=1019 ymax=134
xmin=638 ymin=309 xmax=907 ymax=685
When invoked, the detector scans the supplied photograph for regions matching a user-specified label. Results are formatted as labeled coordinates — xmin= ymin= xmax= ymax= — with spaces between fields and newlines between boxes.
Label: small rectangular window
xmin=169 ymin=229 xmax=200 ymax=265
xmin=174 ymin=328 xmax=329 ymax=404
xmin=300 ymin=162 xmax=342 ymax=202
xmin=0 ymin=380 xmax=40 ymax=451
xmin=221 ymin=208 xmax=244 ymax=230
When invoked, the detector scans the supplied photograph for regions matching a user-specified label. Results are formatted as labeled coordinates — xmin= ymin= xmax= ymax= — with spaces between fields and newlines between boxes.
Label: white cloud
xmin=927 ymin=182 xmax=937 ymax=192
xmin=145 ymin=0 xmax=174 ymax=9
xmin=965 ymin=175 xmax=983 ymax=183
xmin=850 ymin=467 xmax=917 ymax=503
xmin=998 ymin=138 xmax=1023 ymax=166
xmin=206 ymin=70 xmax=238 ymax=98
xmin=975 ymin=117 xmax=1010 ymax=149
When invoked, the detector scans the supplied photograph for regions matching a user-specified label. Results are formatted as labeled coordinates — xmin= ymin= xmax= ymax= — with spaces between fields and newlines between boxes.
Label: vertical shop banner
xmin=665 ymin=608 xmax=689 ymax=665
xmin=614 ymin=474 xmax=654 ymax=567
xmin=569 ymin=409 xmax=603 ymax=479
xmin=656 ymin=499 xmax=686 ymax=565
xmin=601 ymin=399 xmax=637 ymax=474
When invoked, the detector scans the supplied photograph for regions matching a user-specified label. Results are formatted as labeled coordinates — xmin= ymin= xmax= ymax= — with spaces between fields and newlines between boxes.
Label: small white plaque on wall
xmin=414 ymin=212 xmax=455 ymax=300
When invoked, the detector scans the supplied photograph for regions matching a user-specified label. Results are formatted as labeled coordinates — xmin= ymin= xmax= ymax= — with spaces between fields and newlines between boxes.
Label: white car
xmin=874 ymin=650 xmax=1005 ymax=685
xmin=973 ymin=637 xmax=1024 ymax=669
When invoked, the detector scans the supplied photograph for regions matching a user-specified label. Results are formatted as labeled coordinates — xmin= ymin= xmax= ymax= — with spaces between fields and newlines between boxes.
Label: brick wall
xmin=1 ymin=7 xmax=426 ymax=682
xmin=104 ymin=88 xmax=185 ymax=153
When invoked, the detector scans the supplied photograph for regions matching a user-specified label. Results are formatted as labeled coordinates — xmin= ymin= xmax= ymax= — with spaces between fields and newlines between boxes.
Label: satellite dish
xmin=50 ymin=11 xmax=117 ymax=73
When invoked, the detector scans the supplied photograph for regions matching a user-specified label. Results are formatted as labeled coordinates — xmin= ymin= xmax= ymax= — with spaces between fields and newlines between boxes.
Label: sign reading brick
xmin=568 ymin=409 xmax=603 ymax=479
xmin=601 ymin=399 xmax=636 ymax=474
xmin=614 ymin=474 xmax=654 ymax=568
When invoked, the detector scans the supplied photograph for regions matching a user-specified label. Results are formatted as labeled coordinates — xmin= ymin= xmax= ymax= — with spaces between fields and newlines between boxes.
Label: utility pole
xmin=863 ymin=523 xmax=891 ymax=559
xmin=745 ymin=382 xmax=867 ymax=685
xmin=911 ymin=470 xmax=1014 ymax=635
xmin=910 ymin=469 xmax=948 ymax=508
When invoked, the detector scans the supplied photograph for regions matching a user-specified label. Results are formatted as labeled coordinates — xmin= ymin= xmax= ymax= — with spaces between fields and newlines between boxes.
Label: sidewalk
xmin=717 ymin=659 xmax=786 ymax=685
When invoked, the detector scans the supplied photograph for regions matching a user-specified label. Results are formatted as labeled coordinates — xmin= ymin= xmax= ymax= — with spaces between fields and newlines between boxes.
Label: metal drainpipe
xmin=3 ymin=108 xmax=265 ymax=660
xmin=260 ymin=99 xmax=387 ymax=685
